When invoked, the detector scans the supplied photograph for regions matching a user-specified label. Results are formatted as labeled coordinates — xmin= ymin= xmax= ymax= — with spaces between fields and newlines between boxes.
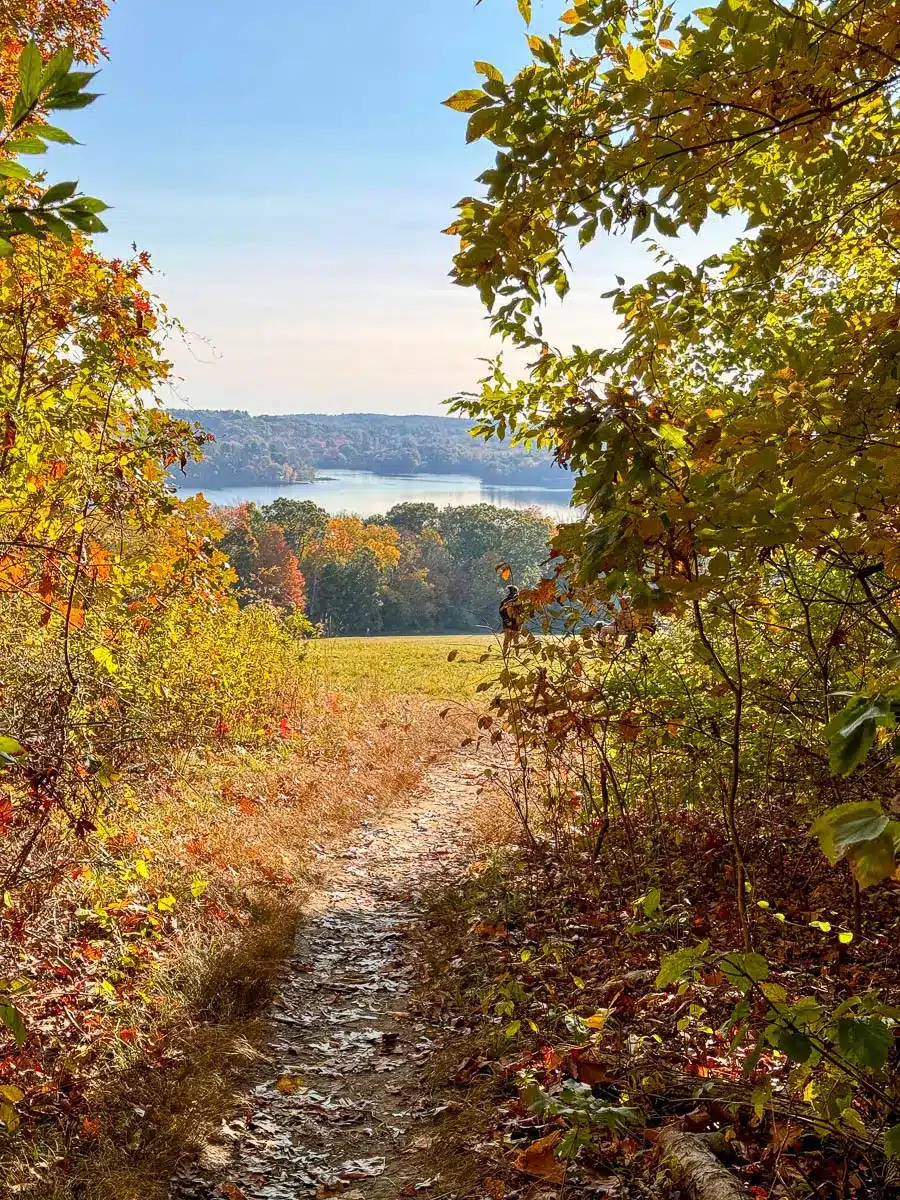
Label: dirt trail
xmin=171 ymin=755 xmax=485 ymax=1200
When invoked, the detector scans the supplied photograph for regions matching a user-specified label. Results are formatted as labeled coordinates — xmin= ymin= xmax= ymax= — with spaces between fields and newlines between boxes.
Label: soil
xmin=170 ymin=755 xmax=487 ymax=1200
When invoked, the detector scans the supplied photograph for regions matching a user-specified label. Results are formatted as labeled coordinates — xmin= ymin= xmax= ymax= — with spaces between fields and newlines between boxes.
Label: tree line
xmin=218 ymin=499 xmax=554 ymax=635
xmin=168 ymin=409 xmax=567 ymax=489
xmin=438 ymin=0 xmax=900 ymax=1186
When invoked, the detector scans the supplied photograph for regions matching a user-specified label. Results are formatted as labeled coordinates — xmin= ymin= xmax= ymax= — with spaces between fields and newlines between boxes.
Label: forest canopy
xmin=217 ymin=499 xmax=555 ymax=635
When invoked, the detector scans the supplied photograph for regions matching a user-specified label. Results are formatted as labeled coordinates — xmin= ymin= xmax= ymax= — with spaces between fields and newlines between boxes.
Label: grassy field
xmin=308 ymin=633 xmax=500 ymax=701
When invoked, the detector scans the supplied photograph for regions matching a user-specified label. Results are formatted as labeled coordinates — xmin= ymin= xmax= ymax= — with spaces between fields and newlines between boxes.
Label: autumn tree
xmin=447 ymin=0 xmax=900 ymax=894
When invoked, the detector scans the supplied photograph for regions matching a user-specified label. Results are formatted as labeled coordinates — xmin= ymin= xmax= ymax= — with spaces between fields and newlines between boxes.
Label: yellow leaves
xmin=443 ymin=89 xmax=486 ymax=113
xmin=584 ymin=1010 xmax=610 ymax=1032
xmin=91 ymin=645 xmax=118 ymax=674
xmin=625 ymin=46 xmax=649 ymax=81
xmin=560 ymin=9 xmax=580 ymax=24
xmin=474 ymin=61 xmax=503 ymax=83
xmin=313 ymin=518 xmax=401 ymax=571
xmin=277 ymin=1075 xmax=304 ymax=1094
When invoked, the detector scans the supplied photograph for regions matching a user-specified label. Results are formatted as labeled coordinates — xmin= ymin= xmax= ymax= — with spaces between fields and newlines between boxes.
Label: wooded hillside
xmin=167 ymin=409 xmax=566 ymax=488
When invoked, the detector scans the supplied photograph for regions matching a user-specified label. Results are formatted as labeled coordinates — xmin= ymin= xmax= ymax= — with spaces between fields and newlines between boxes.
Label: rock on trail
xmin=171 ymin=756 xmax=485 ymax=1200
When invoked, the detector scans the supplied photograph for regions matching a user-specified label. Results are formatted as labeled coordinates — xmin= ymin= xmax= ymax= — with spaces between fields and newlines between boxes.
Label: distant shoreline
xmin=179 ymin=467 xmax=571 ymax=492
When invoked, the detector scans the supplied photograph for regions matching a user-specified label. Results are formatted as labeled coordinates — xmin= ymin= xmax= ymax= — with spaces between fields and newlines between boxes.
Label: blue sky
xmin=55 ymin=0 xmax=705 ymax=415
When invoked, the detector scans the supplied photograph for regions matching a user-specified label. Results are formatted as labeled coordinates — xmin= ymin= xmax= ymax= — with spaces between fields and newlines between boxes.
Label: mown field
xmin=309 ymin=633 xmax=499 ymax=701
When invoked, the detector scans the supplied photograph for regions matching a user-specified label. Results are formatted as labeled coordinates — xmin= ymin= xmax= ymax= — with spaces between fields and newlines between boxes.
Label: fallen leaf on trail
xmin=221 ymin=1185 xmax=247 ymax=1200
xmin=584 ymin=1010 xmax=610 ymax=1031
xmin=277 ymin=1075 xmax=303 ymax=1094
xmin=473 ymin=922 xmax=508 ymax=938
xmin=339 ymin=1158 xmax=386 ymax=1179
xmin=81 ymin=1116 xmax=101 ymax=1137
xmin=485 ymin=1178 xmax=506 ymax=1199
xmin=512 ymin=1130 xmax=565 ymax=1182
xmin=315 ymin=1185 xmax=347 ymax=1199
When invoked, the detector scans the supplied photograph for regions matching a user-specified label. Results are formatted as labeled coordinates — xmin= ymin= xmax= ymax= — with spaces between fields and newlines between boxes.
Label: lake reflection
xmin=178 ymin=468 xmax=578 ymax=521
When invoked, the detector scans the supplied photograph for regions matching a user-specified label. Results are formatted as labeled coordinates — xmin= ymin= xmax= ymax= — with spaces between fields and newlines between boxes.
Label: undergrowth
xmin=418 ymin=792 xmax=900 ymax=1200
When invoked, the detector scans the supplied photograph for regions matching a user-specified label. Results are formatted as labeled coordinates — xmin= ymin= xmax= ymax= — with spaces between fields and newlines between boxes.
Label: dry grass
xmin=4 ymin=640 xmax=481 ymax=1199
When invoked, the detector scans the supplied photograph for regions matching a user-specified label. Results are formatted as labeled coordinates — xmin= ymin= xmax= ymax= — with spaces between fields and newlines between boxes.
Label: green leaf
xmin=836 ymin=1018 xmax=892 ymax=1070
xmin=0 ymin=1085 xmax=23 ymax=1103
xmin=632 ymin=208 xmax=651 ymax=239
xmin=4 ymin=137 xmax=46 ymax=155
xmin=846 ymin=833 xmax=896 ymax=889
xmin=67 ymin=196 xmax=109 ymax=214
xmin=40 ymin=47 xmax=74 ymax=88
xmin=17 ymin=41 xmax=43 ymax=106
xmin=443 ymin=89 xmax=487 ymax=113
xmin=41 ymin=180 xmax=78 ymax=205
xmin=0 ymin=238 xmax=14 ymax=257
xmin=467 ymin=107 xmax=498 ymax=143
xmin=824 ymin=695 xmax=895 ymax=776
xmin=657 ymin=423 xmax=688 ymax=451
xmin=0 ymin=161 xmax=32 ymax=180
xmin=46 ymin=91 xmax=100 ymax=112
xmin=770 ymin=1025 xmax=813 ymax=1063
xmin=38 ymin=214 xmax=73 ymax=243
xmin=0 ymin=1002 xmax=26 ymax=1046
xmin=885 ymin=1124 xmax=900 ymax=1159
xmin=655 ymin=940 xmax=709 ymax=989
xmin=0 ymin=736 xmax=26 ymax=759
xmin=810 ymin=802 xmax=889 ymax=862
xmin=719 ymin=952 xmax=769 ymax=993
xmin=28 ymin=124 xmax=77 ymax=145
xmin=810 ymin=802 xmax=897 ymax=888
xmin=63 ymin=211 xmax=107 ymax=234
xmin=517 ymin=0 xmax=532 ymax=24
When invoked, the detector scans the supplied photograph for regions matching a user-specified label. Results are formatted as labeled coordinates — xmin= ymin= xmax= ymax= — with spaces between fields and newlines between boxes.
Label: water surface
xmin=180 ymin=468 xmax=577 ymax=521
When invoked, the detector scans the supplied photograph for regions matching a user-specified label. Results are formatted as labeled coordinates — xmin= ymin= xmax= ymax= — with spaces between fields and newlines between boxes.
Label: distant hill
xmin=167 ymin=410 xmax=567 ymax=489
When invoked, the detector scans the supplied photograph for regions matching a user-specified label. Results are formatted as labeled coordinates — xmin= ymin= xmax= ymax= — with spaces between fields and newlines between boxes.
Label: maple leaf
xmin=512 ymin=1131 xmax=565 ymax=1182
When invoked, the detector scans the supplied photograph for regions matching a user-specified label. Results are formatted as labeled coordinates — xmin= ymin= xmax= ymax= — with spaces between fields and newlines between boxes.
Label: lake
xmin=180 ymin=468 xmax=578 ymax=521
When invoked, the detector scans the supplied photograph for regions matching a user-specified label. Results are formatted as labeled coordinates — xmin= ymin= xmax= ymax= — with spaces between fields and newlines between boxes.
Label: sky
xmin=55 ymin=0 xmax=712 ymax=416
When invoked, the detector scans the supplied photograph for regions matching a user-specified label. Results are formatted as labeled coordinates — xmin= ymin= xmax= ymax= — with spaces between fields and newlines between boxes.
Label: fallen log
xmin=658 ymin=1127 xmax=747 ymax=1200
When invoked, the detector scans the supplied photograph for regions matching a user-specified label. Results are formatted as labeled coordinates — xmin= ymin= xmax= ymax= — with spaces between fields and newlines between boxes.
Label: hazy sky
xmin=57 ymin=0 xmax=711 ymax=415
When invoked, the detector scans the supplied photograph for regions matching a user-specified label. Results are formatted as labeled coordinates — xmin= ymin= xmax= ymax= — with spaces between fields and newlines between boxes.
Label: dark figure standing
xmin=500 ymin=585 xmax=521 ymax=646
